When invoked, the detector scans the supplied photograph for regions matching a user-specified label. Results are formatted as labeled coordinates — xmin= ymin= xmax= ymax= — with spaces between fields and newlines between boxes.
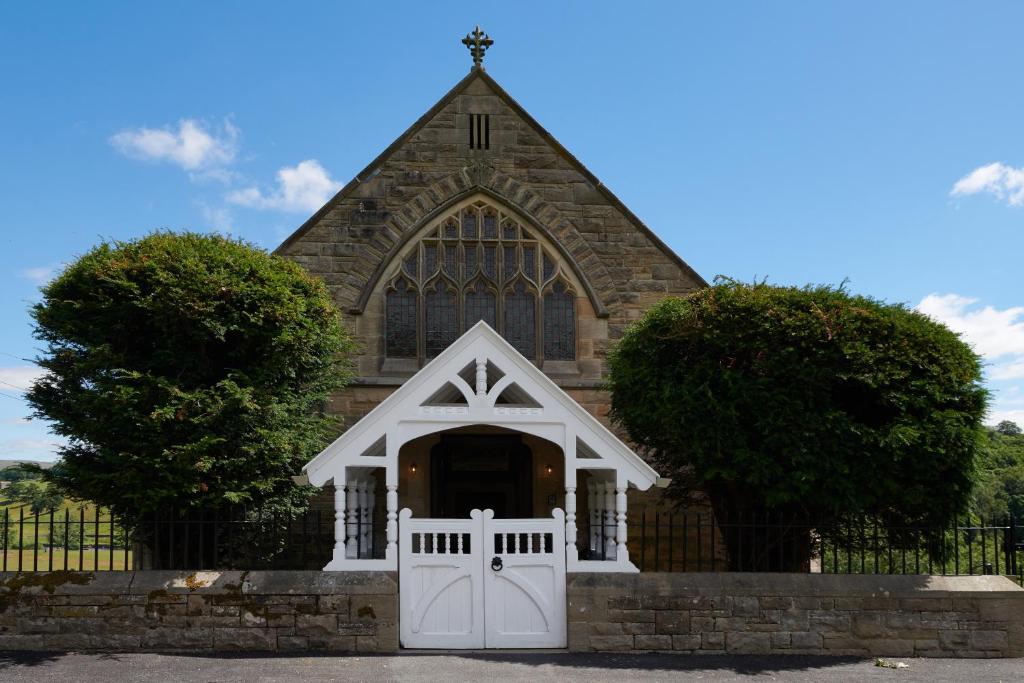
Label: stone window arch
xmin=383 ymin=198 xmax=579 ymax=364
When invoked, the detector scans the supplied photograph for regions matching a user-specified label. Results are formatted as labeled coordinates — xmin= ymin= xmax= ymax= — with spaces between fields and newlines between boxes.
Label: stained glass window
xmin=504 ymin=281 xmax=536 ymax=359
xmin=424 ymin=280 xmax=457 ymax=358
xmin=543 ymin=281 xmax=575 ymax=361
xmin=385 ymin=279 xmax=417 ymax=358
xmin=483 ymin=212 xmax=497 ymax=239
xmin=463 ymin=211 xmax=478 ymax=239
xmin=464 ymin=283 xmax=496 ymax=329
xmin=523 ymin=244 xmax=537 ymax=282
xmin=384 ymin=202 xmax=577 ymax=362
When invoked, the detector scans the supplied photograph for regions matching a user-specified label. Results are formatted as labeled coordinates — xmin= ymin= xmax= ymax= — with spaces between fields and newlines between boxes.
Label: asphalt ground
xmin=0 ymin=651 xmax=1021 ymax=682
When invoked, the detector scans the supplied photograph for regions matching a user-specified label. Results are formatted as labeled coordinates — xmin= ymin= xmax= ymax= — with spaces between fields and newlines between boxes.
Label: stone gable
xmin=277 ymin=68 xmax=703 ymax=390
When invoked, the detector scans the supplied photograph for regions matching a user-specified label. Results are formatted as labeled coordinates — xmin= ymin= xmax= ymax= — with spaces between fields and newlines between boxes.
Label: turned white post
xmin=603 ymin=482 xmax=616 ymax=560
xmin=565 ymin=485 xmax=578 ymax=561
xmin=615 ymin=485 xmax=628 ymax=562
xmin=587 ymin=480 xmax=600 ymax=555
xmin=385 ymin=483 xmax=398 ymax=559
xmin=475 ymin=358 xmax=487 ymax=395
xmin=333 ymin=480 xmax=346 ymax=558
xmin=346 ymin=476 xmax=360 ymax=559
xmin=363 ymin=475 xmax=375 ymax=557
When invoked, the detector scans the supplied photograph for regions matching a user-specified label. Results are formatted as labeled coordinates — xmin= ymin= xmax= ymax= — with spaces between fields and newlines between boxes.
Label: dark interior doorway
xmin=430 ymin=434 xmax=533 ymax=518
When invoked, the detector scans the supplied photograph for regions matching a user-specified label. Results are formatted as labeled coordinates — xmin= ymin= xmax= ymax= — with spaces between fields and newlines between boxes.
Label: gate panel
xmin=398 ymin=508 xmax=484 ymax=648
xmin=483 ymin=509 xmax=567 ymax=648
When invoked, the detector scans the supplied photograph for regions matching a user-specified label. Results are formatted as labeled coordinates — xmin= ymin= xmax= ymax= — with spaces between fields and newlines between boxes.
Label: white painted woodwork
xmin=565 ymin=485 xmax=578 ymax=563
xmin=385 ymin=484 xmax=398 ymax=559
xmin=333 ymin=483 xmax=346 ymax=558
xmin=615 ymin=486 xmax=628 ymax=561
xmin=399 ymin=509 xmax=485 ymax=649
xmin=482 ymin=509 xmax=567 ymax=648
xmin=345 ymin=479 xmax=360 ymax=559
xmin=399 ymin=507 xmax=567 ymax=649
xmin=303 ymin=322 xmax=659 ymax=572
xmin=603 ymin=482 xmax=616 ymax=560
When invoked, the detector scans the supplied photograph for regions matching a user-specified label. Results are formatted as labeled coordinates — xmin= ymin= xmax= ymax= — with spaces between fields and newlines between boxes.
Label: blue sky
xmin=2 ymin=2 xmax=1023 ymax=461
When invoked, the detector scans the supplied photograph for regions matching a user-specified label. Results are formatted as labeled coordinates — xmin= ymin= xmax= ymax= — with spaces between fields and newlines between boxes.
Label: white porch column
xmin=333 ymin=480 xmax=346 ymax=559
xmin=345 ymin=477 xmax=361 ymax=559
xmin=615 ymin=485 xmax=628 ymax=562
xmin=361 ymin=475 xmax=375 ymax=558
xmin=385 ymin=483 xmax=398 ymax=559
xmin=603 ymin=481 xmax=616 ymax=560
xmin=565 ymin=485 xmax=578 ymax=562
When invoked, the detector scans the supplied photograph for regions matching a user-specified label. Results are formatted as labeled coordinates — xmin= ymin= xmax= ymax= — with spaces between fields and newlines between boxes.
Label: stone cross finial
xmin=462 ymin=25 xmax=493 ymax=69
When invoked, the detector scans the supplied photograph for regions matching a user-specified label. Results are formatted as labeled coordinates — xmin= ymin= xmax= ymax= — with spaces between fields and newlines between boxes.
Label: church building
xmin=279 ymin=28 xmax=706 ymax=648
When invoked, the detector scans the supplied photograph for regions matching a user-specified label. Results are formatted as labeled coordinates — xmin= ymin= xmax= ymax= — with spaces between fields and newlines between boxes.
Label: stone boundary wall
xmin=0 ymin=571 xmax=396 ymax=652
xmin=568 ymin=573 xmax=1024 ymax=657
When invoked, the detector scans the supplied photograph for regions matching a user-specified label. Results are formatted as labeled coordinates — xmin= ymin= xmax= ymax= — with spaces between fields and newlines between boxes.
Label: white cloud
xmin=19 ymin=265 xmax=57 ymax=285
xmin=110 ymin=118 xmax=239 ymax=172
xmin=916 ymin=294 xmax=1024 ymax=360
xmin=989 ymin=409 xmax=1024 ymax=428
xmin=227 ymin=159 xmax=341 ymax=213
xmin=0 ymin=366 xmax=44 ymax=393
xmin=950 ymin=162 xmax=1024 ymax=207
xmin=916 ymin=294 xmax=1024 ymax=426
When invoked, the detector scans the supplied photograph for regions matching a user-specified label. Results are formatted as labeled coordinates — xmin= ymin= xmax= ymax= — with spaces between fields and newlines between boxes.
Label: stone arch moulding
xmin=350 ymin=167 xmax=613 ymax=318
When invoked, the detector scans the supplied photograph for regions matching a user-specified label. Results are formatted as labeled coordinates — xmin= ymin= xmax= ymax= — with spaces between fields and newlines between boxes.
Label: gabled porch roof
xmin=302 ymin=321 xmax=659 ymax=490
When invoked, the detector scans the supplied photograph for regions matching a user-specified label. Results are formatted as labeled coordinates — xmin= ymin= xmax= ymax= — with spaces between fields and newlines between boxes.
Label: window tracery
xmin=383 ymin=200 xmax=577 ymax=363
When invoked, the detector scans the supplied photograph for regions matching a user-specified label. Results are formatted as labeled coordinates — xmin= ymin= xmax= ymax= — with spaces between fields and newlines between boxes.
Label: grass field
xmin=0 ymin=548 xmax=133 ymax=572
xmin=1 ymin=498 xmax=131 ymax=573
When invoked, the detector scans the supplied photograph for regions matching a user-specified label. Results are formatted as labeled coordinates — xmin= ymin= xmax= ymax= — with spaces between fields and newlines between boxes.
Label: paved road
xmin=0 ymin=651 xmax=1020 ymax=682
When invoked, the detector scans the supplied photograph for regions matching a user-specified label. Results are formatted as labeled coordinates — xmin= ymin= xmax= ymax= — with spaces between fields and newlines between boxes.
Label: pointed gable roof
xmin=302 ymin=321 xmax=660 ymax=491
xmin=274 ymin=68 xmax=705 ymax=288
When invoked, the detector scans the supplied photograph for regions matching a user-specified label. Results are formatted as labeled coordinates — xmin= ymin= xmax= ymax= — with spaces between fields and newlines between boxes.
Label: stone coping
xmin=568 ymin=572 xmax=1024 ymax=597
xmin=0 ymin=570 xmax=397 ymax=596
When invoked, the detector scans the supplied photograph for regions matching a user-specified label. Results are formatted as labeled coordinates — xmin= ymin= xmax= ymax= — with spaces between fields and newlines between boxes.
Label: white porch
xmin=302 ymin=321 xmax=662 ymax=573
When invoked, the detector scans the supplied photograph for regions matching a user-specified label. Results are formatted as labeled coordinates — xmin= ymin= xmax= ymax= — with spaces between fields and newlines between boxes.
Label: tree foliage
xmin=27 ymin=232 xmax=354 ymax=516
xmin=608 ymin=278 xmax=988 ymax=530
xmin=996 ymin=420 xmax=1022 ymax=436
xmin=3 ymin=478 xmax=64 ymax=515
xmin=972 ymin=425 xmax=1024 ymax=522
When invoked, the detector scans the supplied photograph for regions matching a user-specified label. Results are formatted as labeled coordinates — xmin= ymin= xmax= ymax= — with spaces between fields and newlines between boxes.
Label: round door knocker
xmin=491 ymin=556 xmax=503 ymax=572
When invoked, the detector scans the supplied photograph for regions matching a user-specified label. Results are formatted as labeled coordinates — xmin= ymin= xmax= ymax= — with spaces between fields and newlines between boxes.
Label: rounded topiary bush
xmin=609 ymin=278 xmax=987 ymax=539
xmin=28 ymin=231 xmax=354 ymax=516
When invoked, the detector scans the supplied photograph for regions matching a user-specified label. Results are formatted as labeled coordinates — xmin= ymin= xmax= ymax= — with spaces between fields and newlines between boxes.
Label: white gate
xmin=399 ymin=508 xmax=567 ymax=649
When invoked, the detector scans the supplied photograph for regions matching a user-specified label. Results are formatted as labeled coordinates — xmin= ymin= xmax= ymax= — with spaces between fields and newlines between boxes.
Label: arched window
xmin=385 ymin=278 xmax=417 ymax=358
xmin=504 ymin=280 xmax=536 ymax=359
xmin=383 ymin=200 xmax=578 ymax=363
xmin=424 ymin=280 xmax=457 ymax=358
xmin=543 ymin=281 xmax=575 ymax=361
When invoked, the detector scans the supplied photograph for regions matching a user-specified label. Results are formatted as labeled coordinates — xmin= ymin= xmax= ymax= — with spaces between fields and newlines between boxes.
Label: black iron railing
xmin=2 ymin=505 xmax=1021 ymax=580
xmin=579 ymin=512 xmax=1022 ymax=580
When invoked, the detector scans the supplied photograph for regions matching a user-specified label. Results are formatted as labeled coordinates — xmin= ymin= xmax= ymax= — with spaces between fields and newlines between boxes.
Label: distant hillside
xmin=0 ymin=460 xmax=54 ymax=471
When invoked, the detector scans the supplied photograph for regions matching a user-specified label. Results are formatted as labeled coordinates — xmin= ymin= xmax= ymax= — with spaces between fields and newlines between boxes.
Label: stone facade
xmin=280 ymin=67 xmax=707 ymax=521
xmin=0 ymin=571 xmax=397 ymax=652
xmin=275 ymin=68 xmax=704 ymax=438
xmin=568 ymin=573 xmax=1024 ymax=657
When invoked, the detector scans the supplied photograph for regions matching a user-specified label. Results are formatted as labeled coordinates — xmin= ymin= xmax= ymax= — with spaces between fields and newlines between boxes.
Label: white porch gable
xmin=303 ymin=321 xmax=660 ymax=572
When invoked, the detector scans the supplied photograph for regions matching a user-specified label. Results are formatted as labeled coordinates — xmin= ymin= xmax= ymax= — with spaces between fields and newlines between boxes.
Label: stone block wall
xmin=568 ymin=573 xmax=1024 ymax=657
xmin=0 ymin=570 xmax=397 ymax=652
